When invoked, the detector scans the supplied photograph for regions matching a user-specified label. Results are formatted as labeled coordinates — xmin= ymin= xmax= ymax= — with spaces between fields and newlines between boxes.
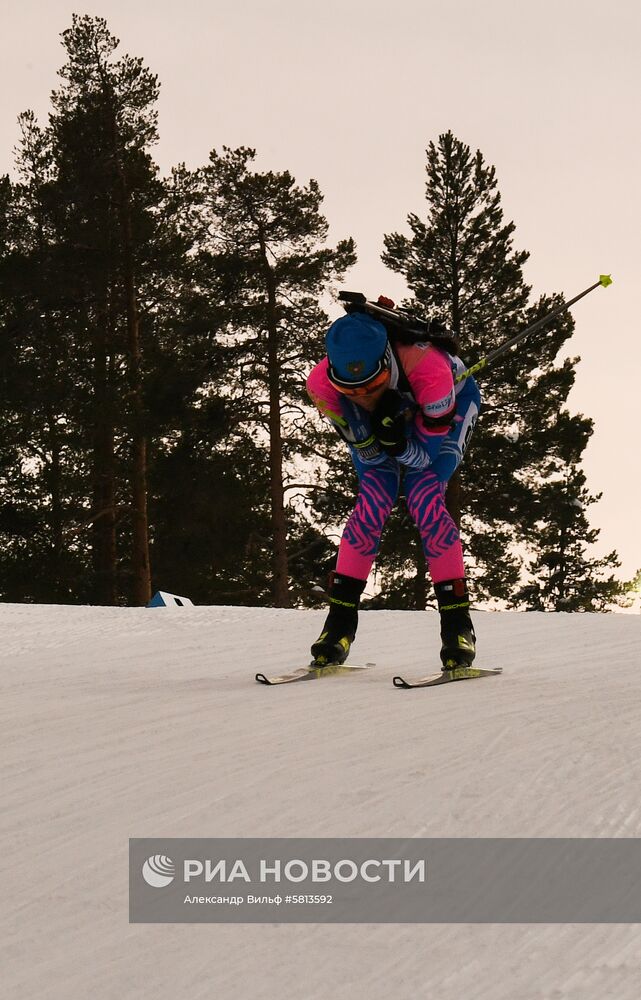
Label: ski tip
xmin=392 ymin=675 xmax=410 ymax=688
xmin=599 ymin=274 xmax=613 ymax=288
xmin=255 ymin=673 xmax=270 ymax=685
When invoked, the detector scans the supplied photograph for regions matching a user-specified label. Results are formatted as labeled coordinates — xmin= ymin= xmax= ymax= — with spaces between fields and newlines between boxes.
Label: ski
xmin=393 ymin=666 xmax=502 ymax=689
xmin=256 ymin=664 xmax=371 ymax=686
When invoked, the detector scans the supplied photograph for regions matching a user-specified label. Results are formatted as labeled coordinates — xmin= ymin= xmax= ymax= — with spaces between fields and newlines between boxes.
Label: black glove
xmin=371 ymin=390 xmax=411 ymax=456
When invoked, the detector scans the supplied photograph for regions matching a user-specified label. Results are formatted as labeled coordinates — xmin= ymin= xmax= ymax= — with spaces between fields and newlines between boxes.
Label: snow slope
xmin=2 ymin=602 xmax=641 ymax=1000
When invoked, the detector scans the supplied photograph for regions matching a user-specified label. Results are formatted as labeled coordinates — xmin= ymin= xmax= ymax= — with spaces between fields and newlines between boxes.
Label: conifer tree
xmin=0 ymin=16 xmax=233 ymax=604
xmin=0 ymin=15 xmax=168 ymax=604
xmin=46 ymin=14 xmax=164 ymax=604
xmin=0 ymin=116 xmax=92 ymax=602
xmin=191 ymin=147 xmax=356 ymax=606
xmin=381 ymin=131 xmax=616 ymax=606
xmin=514 ymin=468 xmax=624 ymax=611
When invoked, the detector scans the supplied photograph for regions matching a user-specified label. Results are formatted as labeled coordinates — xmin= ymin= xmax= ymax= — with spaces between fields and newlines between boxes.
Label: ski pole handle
xmin=455 ymin=274 xmax=612 ymax=383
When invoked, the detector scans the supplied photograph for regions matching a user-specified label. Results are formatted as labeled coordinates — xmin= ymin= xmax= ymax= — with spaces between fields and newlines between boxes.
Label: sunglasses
xmin=331 ymin=366 xmax=391 ymax=397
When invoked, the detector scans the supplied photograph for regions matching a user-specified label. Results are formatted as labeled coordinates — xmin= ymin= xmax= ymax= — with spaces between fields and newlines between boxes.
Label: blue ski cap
xmin=326 ymin=312 xmax=389 ymax=388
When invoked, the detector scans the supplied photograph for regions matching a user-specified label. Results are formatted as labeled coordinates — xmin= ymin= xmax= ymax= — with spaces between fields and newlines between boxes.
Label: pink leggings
xmin=336 ymin=461 xmax=464 ymax=584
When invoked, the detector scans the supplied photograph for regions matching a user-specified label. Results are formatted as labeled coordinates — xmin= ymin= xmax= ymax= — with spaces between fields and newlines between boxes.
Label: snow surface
xmin=2 ymin=602 xmax=641 ymax=1000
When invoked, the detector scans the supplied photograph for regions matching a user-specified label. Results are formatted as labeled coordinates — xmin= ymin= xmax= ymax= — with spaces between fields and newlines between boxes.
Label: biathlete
xmin=306 ymin=298 xmax=481 ymax=670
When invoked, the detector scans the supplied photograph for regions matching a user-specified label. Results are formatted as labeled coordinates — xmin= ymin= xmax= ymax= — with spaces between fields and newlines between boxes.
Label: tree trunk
xmin=111 ymin=122 xmax=151 ymax=606
xmin=91 ymin=442 xmax=117 ymax=604
xmin=446 ymin=469 xmax=462 ymax=530
xmin=258 ymin=227 xmax=290 ymax=607
xmin=121 ymin=218 xmax=151 ymax=606
xmin=45 ymin=413 xmax=65 ymax=600
xmin=413 ymin=534 xmax=428 ymax=610
xmin=91 ymin=288 xmax=117 ymax=605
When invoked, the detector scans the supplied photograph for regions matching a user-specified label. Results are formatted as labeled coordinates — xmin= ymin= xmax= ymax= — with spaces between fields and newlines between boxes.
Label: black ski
xmin=393 ymin=666 xmax=502 ymax=689
xmin=256 ymin=664 xmax=371 ymax=686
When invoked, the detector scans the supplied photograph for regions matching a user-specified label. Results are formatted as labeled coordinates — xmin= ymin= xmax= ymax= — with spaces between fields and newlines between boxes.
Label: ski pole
xmin=455 ymin=274 xmax=613 ymax=383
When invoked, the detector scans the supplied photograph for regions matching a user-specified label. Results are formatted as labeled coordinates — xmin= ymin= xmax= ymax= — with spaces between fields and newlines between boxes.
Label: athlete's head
xmin=326 ymin=312 xmax=391 ymax=398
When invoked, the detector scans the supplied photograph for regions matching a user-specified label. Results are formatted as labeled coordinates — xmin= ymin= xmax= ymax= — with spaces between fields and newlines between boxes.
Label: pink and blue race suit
xmin=306 ymin=341 xmax=481 ymax=585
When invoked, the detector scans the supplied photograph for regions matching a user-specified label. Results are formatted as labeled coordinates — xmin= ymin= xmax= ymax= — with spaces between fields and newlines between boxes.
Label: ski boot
xmin=434 ymin=578 xmax=476 ymax=670
xmin=310 ymin=573 xmax=366 ymax=666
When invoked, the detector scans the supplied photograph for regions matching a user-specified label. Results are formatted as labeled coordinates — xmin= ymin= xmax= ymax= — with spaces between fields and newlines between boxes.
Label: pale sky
xmin=2 ymin=0 xmax=640 ymax=580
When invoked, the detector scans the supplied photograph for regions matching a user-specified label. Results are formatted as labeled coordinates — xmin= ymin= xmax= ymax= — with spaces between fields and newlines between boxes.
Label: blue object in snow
xmin=147 ymin=590 xmax=194 ymax=608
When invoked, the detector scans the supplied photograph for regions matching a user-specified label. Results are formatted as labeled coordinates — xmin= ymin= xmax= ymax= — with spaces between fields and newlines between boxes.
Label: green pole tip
xmin=599 ymin=274 xmax=613 ymax=287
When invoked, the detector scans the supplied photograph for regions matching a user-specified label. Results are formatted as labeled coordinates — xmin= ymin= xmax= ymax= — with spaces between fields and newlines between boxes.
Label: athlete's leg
xmin=404 ymin=469 xmax=464 ymax=583
xmin=335 ymin=453 xmax=401 ymax=580
xmin=311 ymin=454 xmax=400 ymax=665
xmin=405 ymin=468 xmax=475 ymax=667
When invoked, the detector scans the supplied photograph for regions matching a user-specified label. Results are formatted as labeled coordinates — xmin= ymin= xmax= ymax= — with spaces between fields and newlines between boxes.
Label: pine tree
xmin=381 ymin=131 xmax=603 ymax=605
xmin=0 ymin=116 xmax=92 ymax=602
xmin=0 ymin=15 xmax=168 ymax=604
xmin=0 ymin=16 xmax=224 ymax=604
xmin=514 ymin=468 xmax=624 ymax=611
xmin=191 ymin=147 xmax=356 ymax=606
xmin=47 ymin=14 xmax=164 ymax=604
